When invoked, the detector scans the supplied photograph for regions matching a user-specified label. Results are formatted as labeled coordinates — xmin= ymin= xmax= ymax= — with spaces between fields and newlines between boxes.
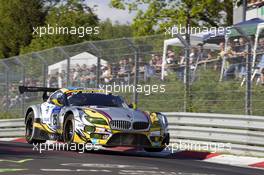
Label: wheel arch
xmin=25 ymin=108 xmax=33 ymax=124
xmin=63 ymin=111 xmax=74 ymax=124
xmin=25 ymin=105 xmax=41 ymax=124
xmin=63 ymin=107 xmax=80 ymax=121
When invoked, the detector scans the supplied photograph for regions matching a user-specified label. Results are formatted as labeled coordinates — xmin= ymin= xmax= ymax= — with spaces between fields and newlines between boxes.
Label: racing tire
xmin=63 ymin=115 xmax=75 ymax=145
xmin=144 ymin=147 xmax=165 ymax=152
xmin=25 ymin=111 xmax=46 ymax=144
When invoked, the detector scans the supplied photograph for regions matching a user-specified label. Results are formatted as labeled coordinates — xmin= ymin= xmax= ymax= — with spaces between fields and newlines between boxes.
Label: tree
xmin=99 ymin=19 xmax=133 ymax=39
xmin=110 ymin=0 xmax=233 ymax=36
xmin=20 ymin=0 xmax=99 ymax=54
xmin=0 ymin=0 xmax=49 ymax=58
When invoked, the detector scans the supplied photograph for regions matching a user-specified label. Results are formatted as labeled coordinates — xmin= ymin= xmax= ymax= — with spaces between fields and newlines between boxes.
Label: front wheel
xmin=25 ymin=111 xmax=46 ymax=144
xmin=63 ymin=115 xmax=75 ymax=145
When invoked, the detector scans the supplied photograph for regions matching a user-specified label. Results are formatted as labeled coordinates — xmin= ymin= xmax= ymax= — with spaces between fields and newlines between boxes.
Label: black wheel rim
xmin=26 ymin=118 xmax=33 ymax=139
xmin=65 ymin=121 xmax=73 ymax=143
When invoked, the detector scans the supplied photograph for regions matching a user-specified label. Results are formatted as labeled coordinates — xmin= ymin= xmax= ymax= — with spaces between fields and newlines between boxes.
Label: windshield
xmin=67 ymin=93 xmax=128 ymax=108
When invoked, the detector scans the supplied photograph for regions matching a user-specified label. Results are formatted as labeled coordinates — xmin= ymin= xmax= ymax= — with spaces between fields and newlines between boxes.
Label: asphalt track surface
xmin=0 ymin=141 xmax=263 ymax=175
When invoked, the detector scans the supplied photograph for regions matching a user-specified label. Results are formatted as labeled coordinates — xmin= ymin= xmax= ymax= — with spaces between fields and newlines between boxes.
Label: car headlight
xmin=83 ymin=114 xmax=108 ymax=126
xmin=79 ymin=110 xmax=108 ymax=125
xmin=86 ymin=117 xmax=108 ymax=125
xmin=84 ymin=125 xmax=95 ymax=133
xmin=150 ymin=112 xmax=168 ymax=128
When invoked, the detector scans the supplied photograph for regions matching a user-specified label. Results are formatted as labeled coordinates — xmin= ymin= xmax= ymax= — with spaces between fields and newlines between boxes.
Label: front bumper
xmin=74 ymin=127 xmax=169 ymax=148
xmin=106 ymin=133 xmax=151 ymax=147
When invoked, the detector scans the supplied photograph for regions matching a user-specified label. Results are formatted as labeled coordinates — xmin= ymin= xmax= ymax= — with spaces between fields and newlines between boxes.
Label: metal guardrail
xmin=164 ymin=112 xmax=264 ymax=157
xmin=0 ymin=118 xmax=24 ymax=138
xmin=0 ymin=112 xmax=264 ymax=157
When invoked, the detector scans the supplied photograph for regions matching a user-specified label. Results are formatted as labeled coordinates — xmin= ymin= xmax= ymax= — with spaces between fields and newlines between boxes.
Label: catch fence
xmin=0 ymin=34 xmax=264 ymax=118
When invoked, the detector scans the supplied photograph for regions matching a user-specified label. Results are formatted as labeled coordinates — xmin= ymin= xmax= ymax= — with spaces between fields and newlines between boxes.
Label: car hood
xmin=82 ymin=106 xmax=149 ymax=123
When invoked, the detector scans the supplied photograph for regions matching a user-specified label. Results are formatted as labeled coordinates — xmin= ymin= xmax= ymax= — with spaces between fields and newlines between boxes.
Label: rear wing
xmin=18 ymin=86 xmax=59 ymax=101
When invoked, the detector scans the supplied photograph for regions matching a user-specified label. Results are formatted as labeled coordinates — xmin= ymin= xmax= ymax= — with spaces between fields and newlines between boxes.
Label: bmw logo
xmin=127 ymin=115 xmax=133 ymax=121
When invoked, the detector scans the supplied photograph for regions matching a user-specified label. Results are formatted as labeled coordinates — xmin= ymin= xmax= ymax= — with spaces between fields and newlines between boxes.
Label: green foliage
xmin=110 ymin=0 xmax=233 ymax=36
xmin=0 ymin=0 xmax=133 ymax=57
xmin=0 ymin=112 xmax=18 ymax=119
xmin=110 ymin=0 xmax=126 ymax=10
xmin=99 ymin=19 xmax=133 ymax=39
xmin=20 ymin=1 xmax=99 ymax=54
xmin=0 ymin=0 xmax=47 ymax=57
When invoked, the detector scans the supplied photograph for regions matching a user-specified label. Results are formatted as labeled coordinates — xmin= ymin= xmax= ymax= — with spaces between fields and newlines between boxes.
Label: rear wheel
xmin=25 ymin=111 xmax=46 ymax=144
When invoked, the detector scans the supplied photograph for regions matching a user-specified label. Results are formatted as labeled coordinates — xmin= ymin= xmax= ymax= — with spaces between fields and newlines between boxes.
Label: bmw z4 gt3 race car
xmin=19 ymin=86 xmax=170 ymax=152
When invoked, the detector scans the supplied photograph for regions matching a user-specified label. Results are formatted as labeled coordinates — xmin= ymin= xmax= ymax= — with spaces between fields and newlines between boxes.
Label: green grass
xmin=0 ymin=111 xmax=21 ymax=119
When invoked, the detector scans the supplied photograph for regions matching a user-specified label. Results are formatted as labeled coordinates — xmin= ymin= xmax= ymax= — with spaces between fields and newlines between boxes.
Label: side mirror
xmin=128 ymin=103 xmax=137 ymax=109
xmin=51 ymin=98 xmax=63 ymax=106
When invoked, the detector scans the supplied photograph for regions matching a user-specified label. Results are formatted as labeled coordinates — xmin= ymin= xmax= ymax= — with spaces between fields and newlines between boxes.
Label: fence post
xmin=185 ymin=46 xmax=191 ymax=112
xmin=1 ymin=61 xmax=10 ymax=111
xmin=125 ymin=38 xmax=139 ymax=106
xmin=233 ymin=26 xmax=253 ymax=115
xmin=58 ymin=47 xmax=71 ymax=87
xmin=134 ymin=49 xmax=139 ymax=105
xmin=245 ymin=43 xmax=252 ymax=115
xmin=32 ymin=52 xmax=48 ymax=87
xmin=88 ymin=42 xmax=101 ymax=88
xmin=15 ymin=57 xmax=26 ymax=117
xmin=172 ymin=33 xmax=191 ymax=112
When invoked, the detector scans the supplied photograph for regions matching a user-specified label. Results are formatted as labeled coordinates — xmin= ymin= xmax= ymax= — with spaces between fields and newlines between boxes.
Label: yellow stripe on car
xmin=73 ymin=133 xmax=86 ymax=143
xmin=84 ymin=109 xmax=110 ymax=124
xmin=65 ymin=89 xmax=105 ymax=94
xmin=33 ymin=123 xmax=55 ymax=133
